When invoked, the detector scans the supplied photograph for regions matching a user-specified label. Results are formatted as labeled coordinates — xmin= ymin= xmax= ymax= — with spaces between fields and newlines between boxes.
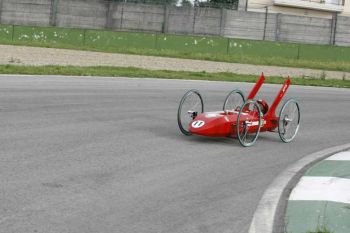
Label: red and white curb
xmin=290 ymin=176 xmax=350 ymax=203
xmin=285 ymin=150 xmax=350 ymax=233
xmin=290 ymin=151 xmax=350 ymax=203
xmin=248 ymin=143 xmax=350 ymax=233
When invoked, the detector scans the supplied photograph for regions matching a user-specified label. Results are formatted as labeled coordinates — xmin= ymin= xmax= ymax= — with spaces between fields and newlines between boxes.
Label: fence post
xmin=49 ymin=0 xmax=58 ymax=26
xmin=83 ymin=29 xmax=86 ymax=46
xmin=330 ymin=13 xmax=334 ymax=45
xmin=11 ymin=25 xmax=14 ymax=41
xmin=226 ymin=38 xmax=230 ymax=54
xmin=263 ymin=6 xmax=268 ymax=40
xmin=275 ymin=13 xmax=281 ymax=41
xmin=120 ymin=2 xmax=125 ymax=29
xmin=219 ymin=8 xmax=226 ymax=36
xmin=162 ymin=5 xmax=169 ymax=33
xmin=106 ymin=0 xmax=114 ymax=30
xmin=332 ymin=13 xmax=338 ymax=45
xmin=0 ymin=0 xmax=4 ymax=24
xmin=192 ymin=7 xmax=197 ymax=34
xmin=297 ymin=44 xmax=300 ymax=60
xmin=155 ymin=33 xmax=158 ymax=49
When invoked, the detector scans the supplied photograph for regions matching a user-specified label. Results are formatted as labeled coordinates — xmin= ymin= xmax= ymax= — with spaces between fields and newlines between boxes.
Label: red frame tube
xmin=247 ymin=73 xmax=265 ymax=100
xmin=266 ymin=77 xmax=291 ymax=118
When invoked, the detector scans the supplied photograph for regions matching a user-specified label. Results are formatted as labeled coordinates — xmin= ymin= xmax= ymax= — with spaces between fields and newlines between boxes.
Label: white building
xmin=242 ymin=0 xmax=349 ymax=18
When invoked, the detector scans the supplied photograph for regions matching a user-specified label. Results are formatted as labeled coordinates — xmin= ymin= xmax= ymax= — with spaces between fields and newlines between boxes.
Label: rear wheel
xmin=236 ymin=100 xmax=262 ymax=147
xmin=223 ymin=89 xmax=245 ymax=112
xmin=278 ymin=98 xmax=300 ymax=143
xmin=177 ymin=90 xmax=204 ymax=136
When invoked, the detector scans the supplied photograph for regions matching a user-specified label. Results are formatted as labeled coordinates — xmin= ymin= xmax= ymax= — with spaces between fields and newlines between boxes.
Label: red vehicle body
xmin=177 ymin=74 xmax=300 ymax=147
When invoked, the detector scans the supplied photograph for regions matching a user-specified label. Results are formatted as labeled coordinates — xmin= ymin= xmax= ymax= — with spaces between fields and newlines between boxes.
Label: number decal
xmin=191 ymin=120 xmax=205 ymax=128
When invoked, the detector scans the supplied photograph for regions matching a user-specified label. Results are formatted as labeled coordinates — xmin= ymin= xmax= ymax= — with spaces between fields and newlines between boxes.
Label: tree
xmin=119 ymin=0 xmax=178 ymax=5
xmin=181 ymin=0 xmax=193 ymax=7
xmin=198 ymin=0 xmax=238 ymax=9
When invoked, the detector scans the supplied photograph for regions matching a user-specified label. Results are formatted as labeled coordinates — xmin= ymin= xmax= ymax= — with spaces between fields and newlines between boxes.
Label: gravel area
xmin=1 ymin=44 xmax=349 ymax=80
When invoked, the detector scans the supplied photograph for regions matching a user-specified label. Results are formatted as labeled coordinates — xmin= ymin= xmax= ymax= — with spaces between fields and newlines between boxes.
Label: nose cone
xmin=189 ymin=112 xmax=231 ymax=137
xmin=190 ymin=119 xmax=211 ymax=134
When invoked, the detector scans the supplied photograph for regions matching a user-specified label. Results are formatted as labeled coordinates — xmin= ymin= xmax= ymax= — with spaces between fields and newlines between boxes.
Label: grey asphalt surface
xmin=1 ymin=75 xmax=349 ymax=233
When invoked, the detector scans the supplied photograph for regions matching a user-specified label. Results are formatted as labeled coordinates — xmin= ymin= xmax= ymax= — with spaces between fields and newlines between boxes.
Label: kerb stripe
xmin=289 ymin=176 xmax=350 ymax=204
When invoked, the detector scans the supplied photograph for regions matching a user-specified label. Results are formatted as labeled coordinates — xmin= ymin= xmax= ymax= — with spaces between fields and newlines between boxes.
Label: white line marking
xmin=289 ymin=176 xmax=350 ymax=204
xmin=325 ymin=151 xmax=350 ymax=161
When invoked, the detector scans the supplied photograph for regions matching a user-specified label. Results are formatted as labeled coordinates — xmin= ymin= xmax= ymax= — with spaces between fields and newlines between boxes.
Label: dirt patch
xmin=0 ymin=44 xmax=349 ymax=80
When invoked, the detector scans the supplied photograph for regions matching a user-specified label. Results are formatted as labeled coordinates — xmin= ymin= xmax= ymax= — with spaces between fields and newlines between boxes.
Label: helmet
xmin=257 ymin=99 xmax=269 ymax=114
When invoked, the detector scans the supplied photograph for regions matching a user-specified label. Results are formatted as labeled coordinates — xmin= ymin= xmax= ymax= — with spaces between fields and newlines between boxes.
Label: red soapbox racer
xmin=177 ymin=74 xmax=300 ymax=147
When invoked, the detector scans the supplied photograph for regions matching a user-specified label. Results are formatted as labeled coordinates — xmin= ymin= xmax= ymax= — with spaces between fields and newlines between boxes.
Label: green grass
xmin=307 ymin=226 xmax=333 ymax=233
xmin=1 ymin=65 xmax=349 ymax=88
xmin=1 ymin=24 xmax=350 ymax=72
xmin=3 ymin=40 xmax=350 ymax=73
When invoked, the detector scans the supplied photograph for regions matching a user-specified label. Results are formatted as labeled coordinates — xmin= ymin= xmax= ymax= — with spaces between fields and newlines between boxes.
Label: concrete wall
xmin=335 ymin=16 xmax=350 ymax=45
xmin=55 ymin=0 xmax=108 ymax=29
xmin=112 ymin=3 xmax=165 ymax=31
xmin=166 ymin=7 xmax=195 ymax=34
xmin=222 ymin=11 xmax=337 ymax=45
xmin=224 ymin=10 xmax=276 ymax=40
xmin=0 ymin=0 xmax=349 ymax=46
xmin=278 ymin=14 xmax=332 ymax=44
xmin=193 ymin=7 xmax=222 ymax=35
xmin=0 ymin=0 xmax=51 ymax=26
xmin=166 ymin=7 xmax=222 ymax=35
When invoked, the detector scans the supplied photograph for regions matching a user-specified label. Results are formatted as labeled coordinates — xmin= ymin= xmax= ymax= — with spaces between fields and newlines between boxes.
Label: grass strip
xmin=307 ymin=226 xmax=333 ymax=233
xmin=2 ymin=41 xmax=350 ymax=73
xmin=0 ymin=64 xmax=349 ymax=88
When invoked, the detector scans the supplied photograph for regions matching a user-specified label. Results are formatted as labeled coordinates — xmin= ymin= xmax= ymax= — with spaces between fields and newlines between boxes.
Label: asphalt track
xmin=1 ymin=75 xmax=349 ymax=233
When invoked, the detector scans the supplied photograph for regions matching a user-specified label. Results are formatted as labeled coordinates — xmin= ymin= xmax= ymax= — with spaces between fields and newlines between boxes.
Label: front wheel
xmin=177 ymin=90 xmax=204 ymax=136
xmin=236 ymin=100 xmax=262 ymax=147
xmin=278 ymin=98 xmax=300 ymax=143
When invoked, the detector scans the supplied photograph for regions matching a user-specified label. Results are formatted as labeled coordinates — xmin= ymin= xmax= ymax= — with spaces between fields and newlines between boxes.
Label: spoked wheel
xmin=177 ymin=90 xmax=204 ymax=136
xmin=223 ymin=89 xmax=245 ymax=112
xmin=236 ymin=100 xmax=262 ymax=147
xmin=278 ymin=98 xmax=300 ymax=143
